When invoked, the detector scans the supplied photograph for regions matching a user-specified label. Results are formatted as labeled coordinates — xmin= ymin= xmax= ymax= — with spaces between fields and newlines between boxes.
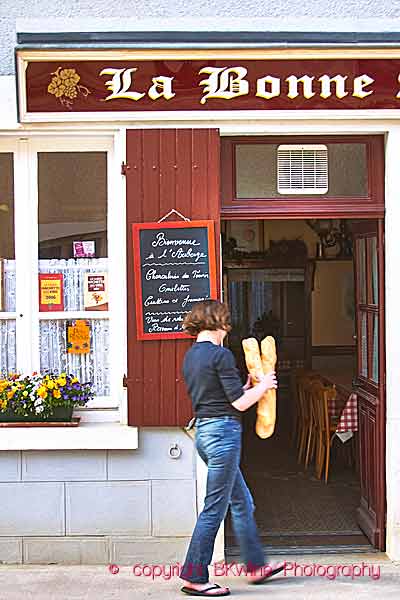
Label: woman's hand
xmin=232 ymin=370 xmax=278 ymax=412
xmin=242 ymin=374 xmax=252 ymax=391
xmin=260 ymin=371 xmax=278 ymax=391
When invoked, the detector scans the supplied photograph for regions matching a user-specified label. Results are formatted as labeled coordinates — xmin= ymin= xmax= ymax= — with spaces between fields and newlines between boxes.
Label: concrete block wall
xmin=0 ymin=429 xmax=197 ymax=564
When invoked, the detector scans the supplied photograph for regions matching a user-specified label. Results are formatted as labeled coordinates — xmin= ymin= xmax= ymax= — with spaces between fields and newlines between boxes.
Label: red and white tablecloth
xmin=328 ymin=392 xmax=358 ymax=433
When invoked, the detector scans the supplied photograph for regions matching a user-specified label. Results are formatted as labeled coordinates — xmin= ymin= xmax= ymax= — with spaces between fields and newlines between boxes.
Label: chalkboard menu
xmin=132 ymin=220 xmax=217 ymax=340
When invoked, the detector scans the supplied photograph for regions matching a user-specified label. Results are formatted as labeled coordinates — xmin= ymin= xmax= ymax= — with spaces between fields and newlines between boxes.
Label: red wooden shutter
xmin=125 ymin=129 xmax=221 ymax=426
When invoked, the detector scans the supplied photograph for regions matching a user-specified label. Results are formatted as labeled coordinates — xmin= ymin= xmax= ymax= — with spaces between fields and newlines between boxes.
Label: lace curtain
xmin=0 ymin=320 xmax=16 ymax=377
xmin=40 ymin=319 xmax=110 ymax=396
xmin=38 ymin=258 xmax=108 ymax=311
xmin=38 ymin=259 xmax=110 ymax=396
xmin=0 ymin=259 xmax=110 ymax=396
xmin=0 ymin=260 xmax=16 ymax=376
xmin=2 ymin=259 xmax=16 ymax=312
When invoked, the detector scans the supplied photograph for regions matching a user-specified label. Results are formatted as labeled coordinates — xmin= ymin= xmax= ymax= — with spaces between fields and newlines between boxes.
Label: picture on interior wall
xmin=226 ymin=220 xmax=264 ymax=253
xmin=73 ymin=240 xmax=95 ymax=258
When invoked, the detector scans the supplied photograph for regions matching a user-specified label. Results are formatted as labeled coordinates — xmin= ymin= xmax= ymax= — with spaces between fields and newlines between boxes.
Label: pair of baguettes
xmin=242 ymin=336 xmax=277 ymax=439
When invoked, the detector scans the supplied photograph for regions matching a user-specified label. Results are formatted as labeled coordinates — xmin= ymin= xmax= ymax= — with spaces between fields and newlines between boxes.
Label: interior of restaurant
xmin=221 ymin=218 xmax=371 ymax=554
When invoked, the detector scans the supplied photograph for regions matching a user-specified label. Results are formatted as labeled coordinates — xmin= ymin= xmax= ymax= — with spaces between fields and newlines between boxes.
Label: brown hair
xmin=182 ymin=299 xmax=232 ymax=336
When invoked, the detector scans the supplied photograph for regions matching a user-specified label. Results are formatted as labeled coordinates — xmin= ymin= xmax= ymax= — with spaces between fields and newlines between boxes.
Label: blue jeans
xmin=180 ymin=416 xmax=267 ymax=584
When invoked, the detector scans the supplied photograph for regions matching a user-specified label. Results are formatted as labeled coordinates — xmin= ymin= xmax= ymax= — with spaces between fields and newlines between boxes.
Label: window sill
xmin=0 ymin=422 xmax=138 ymax=451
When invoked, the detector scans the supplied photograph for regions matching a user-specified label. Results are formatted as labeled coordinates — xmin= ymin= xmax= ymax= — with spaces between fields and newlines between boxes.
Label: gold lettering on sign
xmin=352 ymin=74 xmax=374 ymax=98
xmin=148 ymin=76 xmax=175 ymax=100
xmin=100 ymin=68 xmax=145 ymax=101
xmin=256 ymin=75 xmax=280 ymax=100
xmin=318 ymin=75 xmax=348 ymax=99
xmin=95 ymin=65 xmax=383 ymax=105
xmin=286 ymin=75 xmax=315 ymax=100
xmin=396 ymin=73 xmax=400 ymax=98
xmin=199 ymin=67 xmax=249 ymax=104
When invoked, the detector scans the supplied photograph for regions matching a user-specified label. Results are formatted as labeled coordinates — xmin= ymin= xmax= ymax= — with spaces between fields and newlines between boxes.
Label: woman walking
xmin=179 ymin=299 xmax=284 ymax=597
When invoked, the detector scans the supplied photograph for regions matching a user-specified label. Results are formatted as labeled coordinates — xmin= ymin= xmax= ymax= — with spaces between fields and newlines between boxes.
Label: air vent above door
xmin=277 ymin=144 xmax=328 ymax=194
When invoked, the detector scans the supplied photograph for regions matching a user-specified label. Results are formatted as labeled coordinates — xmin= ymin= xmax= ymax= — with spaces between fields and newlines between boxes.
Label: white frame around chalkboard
xmin=132 ymin=220 xmax=217 ymax=340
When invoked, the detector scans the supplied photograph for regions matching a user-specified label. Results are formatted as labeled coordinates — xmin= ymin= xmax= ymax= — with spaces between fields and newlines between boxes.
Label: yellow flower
xmin=7 ymin=390 xmax=15 ymax=400
xmin=37 ymin=387 xmax=48 ymax=399
xmin=0 ymin=381 xmax=9 ymax=393
xmin=23 ymin=390 xmax=28 ymax=397
xmin=53 ymin=389 xmax=61 ymax=399
xmin=71 ymin=377 xmax=78 ymax=384
xmin=47 ymin=381 xmax=55 ymax=390
xmin=57 ymin=377 xmax=66 ymax=387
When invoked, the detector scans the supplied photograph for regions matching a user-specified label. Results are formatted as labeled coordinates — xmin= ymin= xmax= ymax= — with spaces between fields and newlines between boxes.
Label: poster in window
xmin=39 ymin=273 xmax=64 ymax=312
xmin=67 ymin=319 xmax=90 ymax=354
xmin=132 ymin=220 xmax=217 ymax=340
xmin=84 ymin=272 xmax=108 ymax=311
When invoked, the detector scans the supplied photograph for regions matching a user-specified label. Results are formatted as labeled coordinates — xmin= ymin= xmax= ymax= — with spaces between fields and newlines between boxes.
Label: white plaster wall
xmin=1 ymin=7 xmax=400 ymax=75
xmin=384 ymin=128 xmax=400 ymax=562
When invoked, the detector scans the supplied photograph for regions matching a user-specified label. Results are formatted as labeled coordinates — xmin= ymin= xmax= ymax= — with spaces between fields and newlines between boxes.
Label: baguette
xmin=258 ymin=336 xmax=277 ymax=439
xmin=242 ymin=336 xmax=277 ymax=439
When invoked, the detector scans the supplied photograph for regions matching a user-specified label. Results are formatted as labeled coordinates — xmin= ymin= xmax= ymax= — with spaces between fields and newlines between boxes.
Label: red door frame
xmin=221 ymin=135 xmax=384 ymax=220
xmin=351 ymin=220 xmax=386 ymax=550
xmin=220 ymin=134 xmax=386 ymax=550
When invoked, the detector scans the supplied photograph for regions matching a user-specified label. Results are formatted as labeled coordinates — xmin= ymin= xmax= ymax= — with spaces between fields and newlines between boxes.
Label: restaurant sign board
xmin=132 ymin=220 xmax=217 ymax=340
xmin=16 ymin=51 xmax=400 ymax=121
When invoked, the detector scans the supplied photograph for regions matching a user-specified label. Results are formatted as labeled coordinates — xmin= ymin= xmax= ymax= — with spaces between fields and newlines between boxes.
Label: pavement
xmin=0 ymin=553 xmax=399 ymax=599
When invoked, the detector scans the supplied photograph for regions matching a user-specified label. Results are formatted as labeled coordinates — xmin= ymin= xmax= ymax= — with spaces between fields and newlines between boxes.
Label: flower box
xmin=0 ymin=405 xmax=73 ymax=423
xmin=0 ymin=373 xmax=93 ymax=423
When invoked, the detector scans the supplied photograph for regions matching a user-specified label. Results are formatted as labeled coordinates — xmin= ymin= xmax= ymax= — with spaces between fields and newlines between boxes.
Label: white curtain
xmin=0 ymin=259 xmax=110 ymax=395
xmin=39 ymin=318 xmax=110 ymax=396
xmin=38 ymin=259 xmax=110 ymax=396
xmin=0 ymin=260 xmax=17 ymax=376
xmin=38 ymin=258 xmax=108 ymax=311
xmin=0 ymin=320 xmax=16 ymax=377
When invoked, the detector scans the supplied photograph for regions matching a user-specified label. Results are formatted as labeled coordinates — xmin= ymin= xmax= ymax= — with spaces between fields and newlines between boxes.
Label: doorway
xmin=221 ymin=217 xmax=385 ymax=554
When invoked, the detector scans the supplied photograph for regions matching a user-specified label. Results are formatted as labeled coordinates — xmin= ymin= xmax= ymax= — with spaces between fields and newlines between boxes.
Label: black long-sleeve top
xmin=182 ymin=341 xmax=244 ymax=418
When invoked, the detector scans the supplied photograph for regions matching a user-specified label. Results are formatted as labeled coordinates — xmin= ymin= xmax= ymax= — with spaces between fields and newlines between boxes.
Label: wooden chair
xmin=295 ymin=372 xmax=319 ymax=465
xmin=310 ymin=381 xmax=338 ymax=483
xmin=290 ymin=368 xmax=308 ymax=449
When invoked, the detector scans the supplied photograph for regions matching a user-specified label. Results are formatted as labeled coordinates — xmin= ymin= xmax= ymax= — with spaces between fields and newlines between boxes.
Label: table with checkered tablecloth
xmin=328 ymin=392 xmax=358 ymax=433
xmin=318 ymin=370 xmax=358 ymax=442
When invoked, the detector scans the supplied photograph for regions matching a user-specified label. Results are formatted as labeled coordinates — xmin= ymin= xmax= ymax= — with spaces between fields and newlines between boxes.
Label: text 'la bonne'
xmin=99 ymin=66 xmax=400 ymax=104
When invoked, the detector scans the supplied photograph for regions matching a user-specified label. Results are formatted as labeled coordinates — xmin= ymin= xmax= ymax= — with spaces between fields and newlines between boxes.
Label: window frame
xmin=0 ymin=135 xmax=126 ymax=422
xmin=221 ymin=134 xmax=384 ymax=219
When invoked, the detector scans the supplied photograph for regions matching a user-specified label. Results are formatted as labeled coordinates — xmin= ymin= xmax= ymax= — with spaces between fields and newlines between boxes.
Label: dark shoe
xmin=181 ymin=583 xmax=231 ymax=596
xmin=248 ymin=562 xmax=285 ymax=585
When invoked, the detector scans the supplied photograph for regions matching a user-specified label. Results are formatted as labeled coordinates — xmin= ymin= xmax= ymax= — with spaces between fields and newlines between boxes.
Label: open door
xmin=353 ymin=220 xmax=386 ymax=549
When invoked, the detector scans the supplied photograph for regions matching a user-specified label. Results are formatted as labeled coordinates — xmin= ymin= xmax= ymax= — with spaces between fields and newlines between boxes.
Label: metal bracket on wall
xmin=158 ymin=208 xmax=190 ymax=223
xmin=121 ymin=162 xmax=130 ymax=176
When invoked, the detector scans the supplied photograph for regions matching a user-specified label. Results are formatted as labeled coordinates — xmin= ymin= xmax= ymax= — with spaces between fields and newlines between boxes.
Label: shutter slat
xmin=277 ymin=144 xmax=328 ymax=194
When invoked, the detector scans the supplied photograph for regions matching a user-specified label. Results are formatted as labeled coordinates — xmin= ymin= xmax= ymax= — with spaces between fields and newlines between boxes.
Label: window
xmin=235 ymin=142 xmax=367 ymax=198
xmin=0 ymin=137 xmax=125 ymax=419
xmin=356 ymin=235 xmax=379 ymax=384
xmin=38 ymin=151 xmax=110 ymax=399
xmin=221 ymin=136 xmax=383 ymax=219
xmin=0 ymin=150 xmax=16 ymax=375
